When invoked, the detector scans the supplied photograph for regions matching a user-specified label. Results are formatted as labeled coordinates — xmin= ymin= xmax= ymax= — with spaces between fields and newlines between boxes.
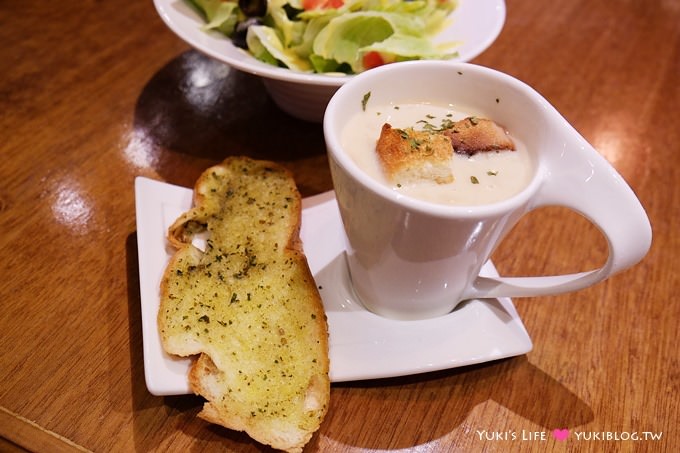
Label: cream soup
xmin=341 ymin=102 xmax=533 ymax=206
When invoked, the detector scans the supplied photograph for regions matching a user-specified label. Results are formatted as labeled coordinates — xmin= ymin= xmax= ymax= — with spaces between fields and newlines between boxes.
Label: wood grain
xmin=1 ymin=0 xmax=677 ymax=451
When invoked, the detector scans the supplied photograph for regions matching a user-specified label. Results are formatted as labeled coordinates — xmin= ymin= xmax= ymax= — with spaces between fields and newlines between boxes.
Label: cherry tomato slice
xmin=362 ymin=51 xmax=385 ymax=70
xmin=302 ymin=0 xmax=344 ymax=10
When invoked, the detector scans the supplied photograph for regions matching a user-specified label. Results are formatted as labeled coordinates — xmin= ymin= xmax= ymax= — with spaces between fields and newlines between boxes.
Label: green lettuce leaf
xmin=191 ymin=0 xmax=240 ymax=35
xmin=312 ymin=13 xmax=394 ymax=72
xmin=247 ymin=25 xmax=313 ymax=71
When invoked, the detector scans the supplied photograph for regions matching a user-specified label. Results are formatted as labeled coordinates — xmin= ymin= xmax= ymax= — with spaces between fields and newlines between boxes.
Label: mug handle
xmin=463 ymin=121 xmax=652 ymax=300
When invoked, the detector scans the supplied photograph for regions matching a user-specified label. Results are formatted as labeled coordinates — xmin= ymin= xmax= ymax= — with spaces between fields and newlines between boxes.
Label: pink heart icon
xmin=552 ymin=428 xmax=569 ymax=441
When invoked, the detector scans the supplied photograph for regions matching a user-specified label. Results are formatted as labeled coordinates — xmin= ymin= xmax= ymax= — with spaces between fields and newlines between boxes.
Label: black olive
xmin=232 ymin=17 xmax=263 ymax=49
xmin=239 ymin=0 xmax=267 ymax=17
xmin=283 ymin=3 xmax=303 ymax=20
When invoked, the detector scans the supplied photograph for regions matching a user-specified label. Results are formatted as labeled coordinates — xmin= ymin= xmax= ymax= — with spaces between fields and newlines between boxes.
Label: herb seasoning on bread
xmin=158 ymin=157 xmax=330 ymax=453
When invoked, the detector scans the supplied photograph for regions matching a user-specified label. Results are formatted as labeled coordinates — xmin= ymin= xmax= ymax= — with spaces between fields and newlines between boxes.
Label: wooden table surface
xmin=1 ymin=1 xmax=678 ymax=452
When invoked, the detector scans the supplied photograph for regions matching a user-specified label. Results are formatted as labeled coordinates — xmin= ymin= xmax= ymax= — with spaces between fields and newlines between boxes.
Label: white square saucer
xmin=135 ymin=177 xmax=532 ymax=396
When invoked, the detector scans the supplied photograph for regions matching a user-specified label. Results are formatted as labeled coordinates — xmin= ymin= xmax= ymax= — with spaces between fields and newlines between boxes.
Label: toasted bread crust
xmin=158 ymin=157 xmax=330 ymax=453
xmin=375 ymin=123 xmax=454 ymax=185
xmin=442 ymin=117 xmax=515 ymax=155
xmin=375 ymin=118 xmax=515 ymax=185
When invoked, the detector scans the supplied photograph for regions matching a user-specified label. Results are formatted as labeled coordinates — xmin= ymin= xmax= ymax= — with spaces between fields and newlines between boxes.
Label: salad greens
xmin=188 ymin=0 xmax=460 ymax=74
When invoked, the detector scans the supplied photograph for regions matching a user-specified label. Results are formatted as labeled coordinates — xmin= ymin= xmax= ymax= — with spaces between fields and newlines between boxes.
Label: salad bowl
xmin=154 ymin=0 xmax=507 ymax=122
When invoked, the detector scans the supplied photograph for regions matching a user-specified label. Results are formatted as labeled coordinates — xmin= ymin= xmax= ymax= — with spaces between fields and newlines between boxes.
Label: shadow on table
xmin=131 ymin=49 xmax=331 ymax=196
xmin=323 ymin=355 xmax=594 ymax=450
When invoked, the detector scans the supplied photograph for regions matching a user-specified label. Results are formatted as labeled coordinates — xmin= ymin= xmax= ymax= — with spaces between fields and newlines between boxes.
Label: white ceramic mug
xmin=323 ymin=61 xmax=652 ymax=320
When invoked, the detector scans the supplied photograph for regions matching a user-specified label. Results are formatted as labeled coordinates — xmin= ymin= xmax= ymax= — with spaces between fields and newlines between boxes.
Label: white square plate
xmin=135 ymin=177 xmax=532 ymax=396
